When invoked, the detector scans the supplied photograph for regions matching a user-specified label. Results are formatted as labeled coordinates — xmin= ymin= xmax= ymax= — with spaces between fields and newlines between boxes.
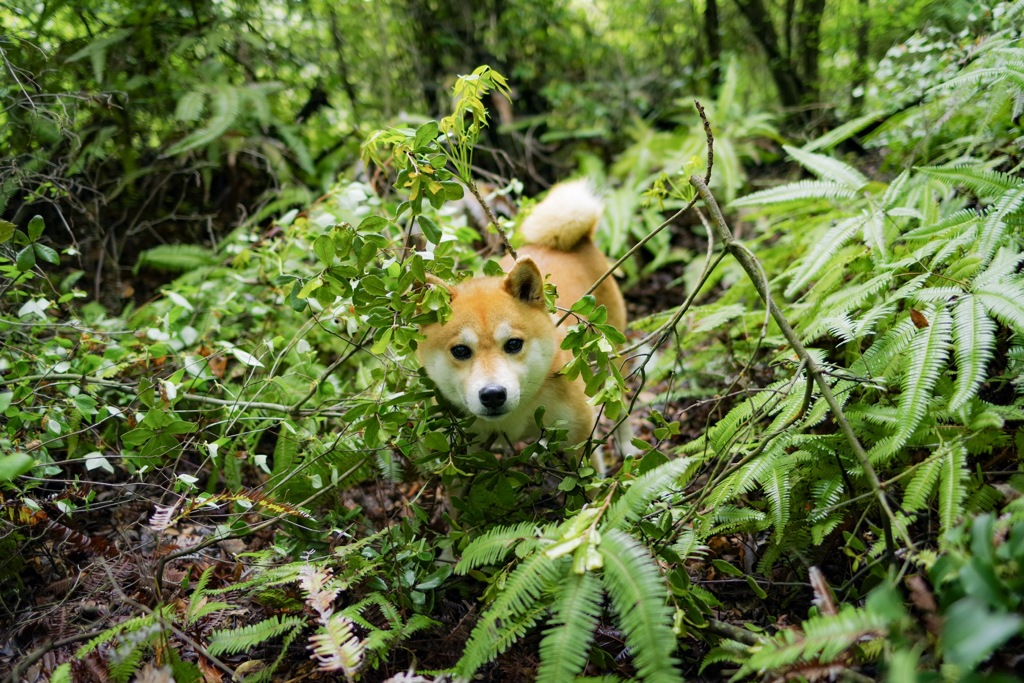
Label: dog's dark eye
xmin=504 ymin=338 xmax=524 ymax=354
xmin=450 ymin=344 xmax=472 ymax=360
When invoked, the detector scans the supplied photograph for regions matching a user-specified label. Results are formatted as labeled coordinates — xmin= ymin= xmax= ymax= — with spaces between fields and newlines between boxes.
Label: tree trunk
xmin=732 ymin=0 xmax=806 ymax=112
xmin=705 ymin=0 xmax=722 ymax=91
xmin=851 ymin=0 xmax=870 ymax=113
xmin=794 ymin=0 xmax=825 ymax=104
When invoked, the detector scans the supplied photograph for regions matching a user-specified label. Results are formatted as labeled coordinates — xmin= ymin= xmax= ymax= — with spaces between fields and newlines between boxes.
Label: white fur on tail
xmin=518 ymin=179 xmax=602 ymax=252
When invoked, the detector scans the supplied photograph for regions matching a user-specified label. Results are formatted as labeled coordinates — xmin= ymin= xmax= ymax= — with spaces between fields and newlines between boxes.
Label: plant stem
xmin=689 ymin=173 xmax=902 ymax=560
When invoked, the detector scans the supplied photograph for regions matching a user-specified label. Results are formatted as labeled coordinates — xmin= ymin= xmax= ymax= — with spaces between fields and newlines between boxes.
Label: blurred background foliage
xmin=1 ymin=0 xmax=995 ymax=305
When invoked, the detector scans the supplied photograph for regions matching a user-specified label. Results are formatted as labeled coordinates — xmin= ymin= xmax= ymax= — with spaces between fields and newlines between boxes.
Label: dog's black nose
xmin=479 ymin=385 xmax=507 ymax=409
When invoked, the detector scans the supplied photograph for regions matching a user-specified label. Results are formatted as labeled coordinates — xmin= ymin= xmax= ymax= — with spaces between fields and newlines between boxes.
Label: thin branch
xmin=468 ymin=180 xmax=517 ymax=259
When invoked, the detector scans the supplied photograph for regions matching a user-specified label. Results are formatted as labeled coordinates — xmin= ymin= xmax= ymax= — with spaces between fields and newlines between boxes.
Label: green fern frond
xmin=809 ymin=475 xmax=845 ymax=523
xmin=783 ymin=145 xmax=869 ymax=189
xmin=892 ymin=305 xmax=953 ymax=450
xmin=604 ymin=457 xmax=694 ymax=529
xmin=76 ymin=613 xmax=160 ymax=657
xmin=950 ymin=295 xmax=997 ymax=411
xmin=135 ymin=244 xmax=220 ymax=273
xmin=761 ymin=464 xmax=792 ymax=537
xmin=536 ymin=571 xmax=604 ymax=683
xmin=705 ymin=449 xmax=781 ymax=509
xmin=902 ymin=453 xmax=944 ymax=512
xmin=175 ymin=90 xmax=206 ymax=123
xmin=977 ymin=186 xmax=1024 ymax=264
xmin=454 ymin=553 xmax=562 ymax=681
xmin=975 ymin=281 xmax=1024 ymax=334
xmin=736 ymin=605 xmax=889 ymax=678
xmin=731 ymin=180 xmax=858 ymax=207
xmin=166 ymin=83 xmax=241 ymax=155
xmin=709 ymin=505 xmax=767 ymax=535
xmin=207 ymin=615 xmax=306 ymax=656
xmin=599 ymin=530 xmax=680 ymax=683
xmin=455 ymin=522 xmax=540 ymax=572
xmin=785 ymin=216 xmax=863 ymax=297
xmin=918 ymin=165 xmax=1021 ymax=198
xmin=902 ymin=208 xmax=979 ymax=241
xmin=939 ymin=443 xmax=968 ymax=535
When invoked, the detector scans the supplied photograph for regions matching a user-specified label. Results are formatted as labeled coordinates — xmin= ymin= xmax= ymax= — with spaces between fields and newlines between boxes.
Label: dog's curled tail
xmin=518 ymin=179 xmax=602 ymax=252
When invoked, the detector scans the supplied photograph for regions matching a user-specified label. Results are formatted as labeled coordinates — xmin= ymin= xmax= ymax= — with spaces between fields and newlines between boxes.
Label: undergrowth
xmin=3 ymin=8 xmax=1024 ymax=680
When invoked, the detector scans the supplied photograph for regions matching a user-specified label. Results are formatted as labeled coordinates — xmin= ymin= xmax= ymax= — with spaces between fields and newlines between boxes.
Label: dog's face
xmin=418 ymin=258 xmax=557 ymax=423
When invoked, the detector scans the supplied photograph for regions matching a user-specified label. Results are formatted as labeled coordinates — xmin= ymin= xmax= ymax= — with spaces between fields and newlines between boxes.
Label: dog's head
xmin=418 ymin=258 xmax=557 ymax=421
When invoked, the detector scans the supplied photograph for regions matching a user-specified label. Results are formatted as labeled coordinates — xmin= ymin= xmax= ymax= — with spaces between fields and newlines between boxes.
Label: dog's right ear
xmin=503 ymin=257 xmax=545 ymax=308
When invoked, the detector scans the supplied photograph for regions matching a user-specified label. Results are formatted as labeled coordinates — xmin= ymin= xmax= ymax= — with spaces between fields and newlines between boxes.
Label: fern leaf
xmin=604 ymin=457 xmax=694 ymax=529
xmin=308 ymin=615 xmax=364 ymax=679
xmin=166 ymin=84 xmax=241 ymax=155
xmin=455 ymin=522 xmax=540 ymax=572
xmin=599 ymin=530 xmax=680 ymax=683
xmin=977 ymin=186 xmax=1024 ymax=264
xmin=783 ymin=145 xmax=869 ymax=190
xmin=730 ymin=180 xmax=858 ymax=207
xmin=892 ymin=304 xmax=953 ymax=450
xmin=761 ymin=464 xmax=791 ymax=538
xmin=950 ymin=295 xmax=997 ymax=411
xmin=976 ymin=281 xmax=1024 ymax=334
xmin=207 ymin=615 xmax=306 ymax=656
xmin=135 ymin=244 xmax=220 ymax=273
xmin=175 ymin=90 xmax=206 ymax=123
xmin=536 ymin=571 xmax=604 ymax=683
xmin=785 ymin=216 xmax=862 ymax=297
xmin=902 ymin=454 xmax=944 ymax=512
xmin=939 ymin=443 xmax=968 ymax=535
xmin=902 ymin=208 xmax=979 ymax=241
xmin=862 ymin=209 xmax=889 ymax=262
xmin=453 ymin=553 xmax=562 ymax=681
xmin=918 ymin=165 xmax=1021 ymax=198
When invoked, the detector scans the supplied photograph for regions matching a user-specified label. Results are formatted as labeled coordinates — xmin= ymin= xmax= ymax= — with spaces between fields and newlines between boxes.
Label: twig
xmin=467 ymin=180 xmax=517 ymax=259
xmin=704 ymin=618 xmax=765 ymax=646
xmin=4 ymin=629 xmax=107 ymax=683
xmin=688 ymin=173 xmax=902 ymax=559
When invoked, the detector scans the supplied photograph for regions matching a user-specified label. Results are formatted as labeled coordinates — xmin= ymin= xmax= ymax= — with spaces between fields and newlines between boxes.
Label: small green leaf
xmin=0 ymin=453 xmax=35 ymax=482
xmin=0 ymin=392 xmax=12 ymax=413
xmin=414 ymin=121 xmax=440 ymax=151
xmin=28 ymin=215 xmax=45 ymax=241
xmin=34 ymin=243 xmax=60 ymax=265
xmin=0 ymin=220 xmax=15 ymax=244
xmin=16 ymin=245 xmax=36 ymax=271
xmin=313 ymin=235 xmax=335 ymax=266
xmin=711 ymin=559 xmax=744 ymax=577
xmin=419 ymin=216 xmax=442 ymax=244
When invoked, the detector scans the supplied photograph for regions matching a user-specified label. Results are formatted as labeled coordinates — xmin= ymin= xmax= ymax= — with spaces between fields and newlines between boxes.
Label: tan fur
xmin=418 ymin=180 xmax=630 ymax=463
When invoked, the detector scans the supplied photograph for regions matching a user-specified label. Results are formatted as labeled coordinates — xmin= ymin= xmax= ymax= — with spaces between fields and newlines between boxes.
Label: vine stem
xmin=689 ymin=173 xmax=903 ymax=559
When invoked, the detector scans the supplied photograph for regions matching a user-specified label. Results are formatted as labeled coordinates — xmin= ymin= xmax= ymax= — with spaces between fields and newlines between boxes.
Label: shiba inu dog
xmin=418 ymin=180 xmax=631 ymax=469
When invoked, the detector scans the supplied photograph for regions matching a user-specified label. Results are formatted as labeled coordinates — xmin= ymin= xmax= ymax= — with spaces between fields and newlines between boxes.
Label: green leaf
xmin=15 ymin=245 xmax=35 ymax=272
xmin=28 ymin=215 xmax=45 ymax=241
xmin=34 ymin=243 xmax=60 ymax=265
xmin=941 ymin=597 xmax=1022 ymax=671
xmin=415 ymin=121 xmax=440 ymax=151
xmin=950 ymin=295 xmax=996 ymax=411
xmin=313 ymin=234 xmax=335 ymax=266
xmin=0 ymin=453 xmax=35 ymax=481
xmin=892 ymin=305 xmax=952 ymax=451
xmin=419 ymin=216 xmax=442 ymax=244
xmin=0 ymin=220 xmax=14 ymax=244
xmin=0 ymin=392 xmax=12 ymax=413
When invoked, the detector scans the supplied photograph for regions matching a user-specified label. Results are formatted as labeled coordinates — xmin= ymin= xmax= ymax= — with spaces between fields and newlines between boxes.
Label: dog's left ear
xmin=503 ymin=257 xmax=545 ymax=307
